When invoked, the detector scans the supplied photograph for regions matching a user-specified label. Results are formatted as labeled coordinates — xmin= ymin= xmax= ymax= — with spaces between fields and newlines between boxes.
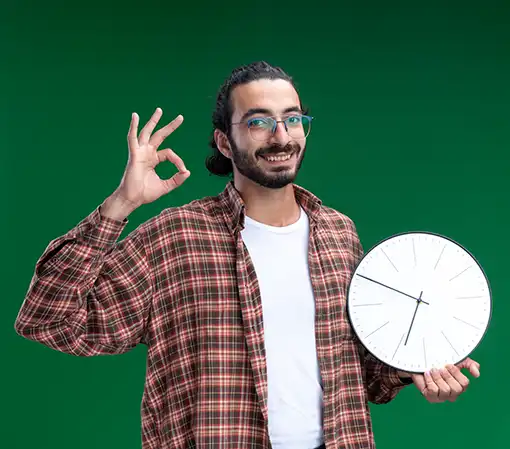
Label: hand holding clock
xmin=348 ymin=232 xmax=490 ymax=405
xmin=399 ymin=357 xmax=481 ymax=403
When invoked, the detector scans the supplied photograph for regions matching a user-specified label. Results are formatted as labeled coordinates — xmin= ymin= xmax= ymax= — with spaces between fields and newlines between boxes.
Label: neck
xmin=233 ymin=176 xmax=300 ymax=227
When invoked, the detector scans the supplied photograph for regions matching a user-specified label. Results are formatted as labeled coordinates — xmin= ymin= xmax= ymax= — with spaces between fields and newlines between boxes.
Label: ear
xmin=214 ymin=129 xmax=232 ymax=160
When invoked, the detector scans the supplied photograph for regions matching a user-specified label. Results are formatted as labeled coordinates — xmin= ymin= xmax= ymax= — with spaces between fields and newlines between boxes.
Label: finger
xmin=127 ymin=112 xmax=140 ymax=152
xmin=439 ymin=367 xmax=463 ymax=401
xmin=466 ymin=359 xmax=481 ymax=378
xmin=446 ymin=364 xmax=470 ymax=392
xmin=150 ymin=114 xmax=184 ymax=149
xmin=162 ymin=170 xmax=191 ymax=193
xmin=422 ymin=370 xmax=440 ymax=402
xmin=457 ymin=357 xmax=481 ymax=378
xmin=470 ymin=363 xmax=481 ymax=378
xmin=139 ymin=107 xmax=163 ymax=145
xmin=411 ymin=374 xmax=426 ymax=394
xmin=430 ymin=368 xmax=451 ymax=401
xmin=157 ymin=148 xmax=188 ymax=173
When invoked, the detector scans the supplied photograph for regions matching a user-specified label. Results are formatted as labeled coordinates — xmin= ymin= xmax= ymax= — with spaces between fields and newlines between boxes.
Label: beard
xmin=228 ymin=138 xmax=306 ymax=189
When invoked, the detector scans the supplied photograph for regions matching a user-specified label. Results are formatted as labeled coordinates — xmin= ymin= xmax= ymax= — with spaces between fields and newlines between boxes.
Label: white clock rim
xmin=346 ymin=230 xmax=493 ymax=374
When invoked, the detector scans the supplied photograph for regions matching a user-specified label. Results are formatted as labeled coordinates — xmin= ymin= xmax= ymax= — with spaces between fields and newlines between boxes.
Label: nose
xmin=269 ymin=121 xmax=290 ymax=146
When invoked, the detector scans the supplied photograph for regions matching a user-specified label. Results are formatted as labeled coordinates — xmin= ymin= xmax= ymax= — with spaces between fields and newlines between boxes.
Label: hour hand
xmin=355 ymin=274 xmax=430 ymax=305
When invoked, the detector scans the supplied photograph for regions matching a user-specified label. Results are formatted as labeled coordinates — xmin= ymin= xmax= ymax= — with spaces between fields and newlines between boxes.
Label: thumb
xmin=411 ymin=373 xmax=426 ymax=394
xmin=457 ymin=357 xmax=481 ymax=378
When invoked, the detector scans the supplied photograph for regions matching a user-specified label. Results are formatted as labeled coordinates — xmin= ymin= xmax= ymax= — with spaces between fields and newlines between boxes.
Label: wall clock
xmin=347 ymin=232 xmax=492 ymax=374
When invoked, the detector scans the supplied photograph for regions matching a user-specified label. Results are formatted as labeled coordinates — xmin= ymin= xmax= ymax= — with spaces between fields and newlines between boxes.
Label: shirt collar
xmin=218 ymin=181 xmax=323 ymax=234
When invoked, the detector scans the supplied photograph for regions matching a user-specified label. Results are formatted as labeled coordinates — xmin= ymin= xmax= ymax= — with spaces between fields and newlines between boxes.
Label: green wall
xmin=3 ymin=1 xmax=508 ymax=448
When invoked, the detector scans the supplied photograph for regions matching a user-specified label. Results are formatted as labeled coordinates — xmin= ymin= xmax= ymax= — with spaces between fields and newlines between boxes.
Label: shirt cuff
xmin=75 ymin=206 xmax=129 ymax=251
xmin=386 ymin=368 xmax=414 ymax=387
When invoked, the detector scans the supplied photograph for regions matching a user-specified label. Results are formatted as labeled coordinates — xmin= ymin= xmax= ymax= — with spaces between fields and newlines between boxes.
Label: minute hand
xmin=355 ymin=274 xmax=430 ymax=305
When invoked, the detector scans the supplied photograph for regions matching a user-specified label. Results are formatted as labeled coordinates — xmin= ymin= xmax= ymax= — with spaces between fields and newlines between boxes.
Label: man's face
xmin=227 ymin=79 xmax=307 ymax=189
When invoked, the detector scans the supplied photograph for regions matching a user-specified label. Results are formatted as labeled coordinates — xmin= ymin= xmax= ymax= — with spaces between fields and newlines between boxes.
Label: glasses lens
xmin=248 ymin=118 xmax=274 ymax=141
xmin=287 ymin=115 xmax=311 ymax=139
xmin=246 ymin=116 xmax=312 ymax=140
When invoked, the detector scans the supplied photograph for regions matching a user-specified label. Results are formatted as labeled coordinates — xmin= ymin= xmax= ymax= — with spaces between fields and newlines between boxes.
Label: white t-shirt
xmin=241 ymin=207 xmax=324 ymax=449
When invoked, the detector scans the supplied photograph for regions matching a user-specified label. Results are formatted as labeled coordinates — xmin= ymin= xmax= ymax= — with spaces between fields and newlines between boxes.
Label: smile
xmin=260 ymin=152 xmax=293 ymax=162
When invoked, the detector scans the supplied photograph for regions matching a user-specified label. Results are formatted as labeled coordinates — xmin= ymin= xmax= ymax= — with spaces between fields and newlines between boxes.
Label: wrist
xmin=100 ymin=191 xmax=138 ymax=221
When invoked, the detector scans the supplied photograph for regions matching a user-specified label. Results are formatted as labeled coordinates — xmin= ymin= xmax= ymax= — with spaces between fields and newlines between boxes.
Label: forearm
xmin=14 ymin=206 xmax=152 ymax=356
xmin=362 ymin=348 xmax=413 ymax=404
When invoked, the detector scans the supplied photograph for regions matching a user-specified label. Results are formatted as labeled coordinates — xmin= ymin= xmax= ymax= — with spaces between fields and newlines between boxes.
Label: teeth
xmin=264 ymin=153 xmax=292 ymax=162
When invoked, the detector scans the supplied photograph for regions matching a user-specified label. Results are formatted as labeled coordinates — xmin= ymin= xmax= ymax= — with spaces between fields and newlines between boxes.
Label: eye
xmin=286 ymin=115 xmax=302 ymax=125
xmin=248 ymin=118 xmax=272 ymax=129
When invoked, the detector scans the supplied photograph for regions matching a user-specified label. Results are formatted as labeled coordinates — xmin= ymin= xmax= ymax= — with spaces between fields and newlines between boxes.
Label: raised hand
xmin=102 ymin=108 xmax=190 ymax=220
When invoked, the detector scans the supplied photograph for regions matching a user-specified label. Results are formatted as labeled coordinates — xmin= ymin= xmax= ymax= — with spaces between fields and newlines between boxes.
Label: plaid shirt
xmin=15 ymin=181 xmax=409 ymax=449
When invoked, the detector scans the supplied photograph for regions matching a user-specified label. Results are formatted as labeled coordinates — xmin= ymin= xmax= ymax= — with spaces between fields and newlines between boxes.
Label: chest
xmin=152 ymin=225 xmax=356 ymax=343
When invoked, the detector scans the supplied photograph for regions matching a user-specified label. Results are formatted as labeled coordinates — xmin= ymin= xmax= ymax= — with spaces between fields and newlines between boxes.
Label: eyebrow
xmin=238 ymin=106 xmax=303 ymax=123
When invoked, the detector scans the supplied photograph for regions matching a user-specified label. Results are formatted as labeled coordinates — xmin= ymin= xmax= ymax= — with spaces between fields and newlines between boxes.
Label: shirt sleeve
xmin=358 ymin=345 xmax=412 ymax=404
xmin=348 ymin=219 xmax=413 ymax=404
xmin=14 ymin=205 xmax=154 ymax=357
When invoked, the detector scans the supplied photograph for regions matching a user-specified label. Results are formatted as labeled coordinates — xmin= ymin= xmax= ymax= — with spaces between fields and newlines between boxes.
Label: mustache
xmin=256 ymin=142 xmax=300 ymax=157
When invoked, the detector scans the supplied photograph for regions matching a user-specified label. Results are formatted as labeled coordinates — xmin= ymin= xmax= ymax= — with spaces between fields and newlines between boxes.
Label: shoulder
xmin=317 ymin=205 xmax=365 ymax=263
xmin=317 ymin=204 xmax=361 ymax=243
xmin=320 ymin=205 xmax=357 ymax=230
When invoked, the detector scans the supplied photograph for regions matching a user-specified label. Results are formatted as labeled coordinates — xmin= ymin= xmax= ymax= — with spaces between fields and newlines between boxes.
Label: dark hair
xmin=205 ymin=61 xmax=298 ymax=177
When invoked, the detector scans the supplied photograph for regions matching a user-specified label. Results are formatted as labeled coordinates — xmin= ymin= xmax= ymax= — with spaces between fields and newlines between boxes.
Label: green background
xmin=3 ymin=0 xmax=508 ymax=447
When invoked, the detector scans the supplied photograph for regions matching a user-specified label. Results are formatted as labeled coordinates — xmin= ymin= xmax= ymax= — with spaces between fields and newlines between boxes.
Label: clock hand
xmin=356 ymin=274 xmax=430 ymax=305
xmin=404 ymin=291 xmax=423 ymax=346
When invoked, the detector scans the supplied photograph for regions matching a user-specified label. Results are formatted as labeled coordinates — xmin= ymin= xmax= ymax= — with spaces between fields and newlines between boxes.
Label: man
xmin=14 ymin=61 xmax=480 ymax=449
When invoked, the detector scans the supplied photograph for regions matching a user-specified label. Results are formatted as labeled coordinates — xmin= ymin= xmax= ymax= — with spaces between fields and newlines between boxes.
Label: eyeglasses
xmin=231 ymin=114 xmax=314 ymax=141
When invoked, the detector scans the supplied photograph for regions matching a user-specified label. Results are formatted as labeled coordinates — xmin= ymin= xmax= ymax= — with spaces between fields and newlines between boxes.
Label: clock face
xmin=347 ymin=232 xmax=492 ymax=374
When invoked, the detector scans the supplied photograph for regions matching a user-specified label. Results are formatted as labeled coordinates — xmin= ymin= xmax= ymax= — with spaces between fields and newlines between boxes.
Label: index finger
xmin=150 ymin=114 xmax=184 ymax=149
xmin=157 ymin=148 xmax=188 ymax=173
xmin=127 ymin=112 xmax=140 ymax=150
